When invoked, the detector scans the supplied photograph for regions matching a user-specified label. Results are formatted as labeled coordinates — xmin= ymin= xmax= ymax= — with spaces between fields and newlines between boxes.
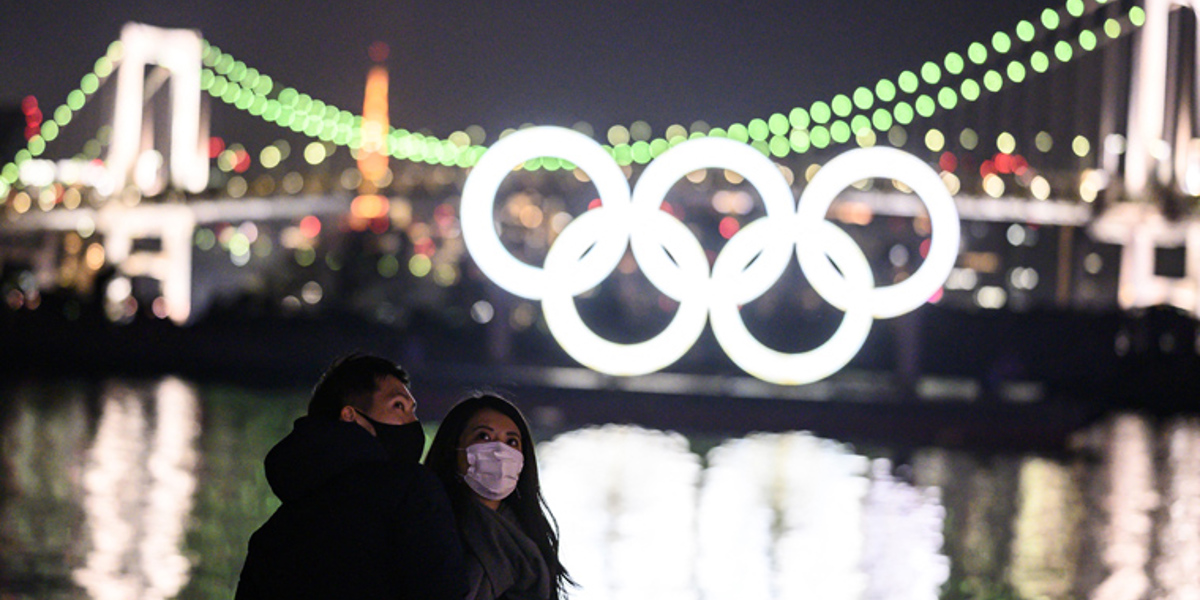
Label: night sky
xmin=4 ymin=0 xmax=1058 ymax=147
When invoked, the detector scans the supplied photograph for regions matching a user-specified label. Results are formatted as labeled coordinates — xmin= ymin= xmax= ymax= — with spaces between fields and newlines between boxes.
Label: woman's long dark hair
xmin=425 ymin=393 xmax=570 ymax=599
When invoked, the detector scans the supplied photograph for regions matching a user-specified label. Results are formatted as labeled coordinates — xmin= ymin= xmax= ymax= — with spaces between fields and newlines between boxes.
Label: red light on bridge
xmin=587 ymin=198 xmax=602 ymax=210
xmin=209 ymin=137 xmax=226 ymax=159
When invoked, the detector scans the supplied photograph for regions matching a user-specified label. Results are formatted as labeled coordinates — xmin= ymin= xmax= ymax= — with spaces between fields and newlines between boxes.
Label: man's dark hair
xmin=307 ymin=353 xmax=409 ymax=420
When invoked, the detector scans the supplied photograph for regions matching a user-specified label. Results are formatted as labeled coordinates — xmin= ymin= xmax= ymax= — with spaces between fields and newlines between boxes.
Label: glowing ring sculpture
xmin=461 ymin=126 xmax=961 ymax=385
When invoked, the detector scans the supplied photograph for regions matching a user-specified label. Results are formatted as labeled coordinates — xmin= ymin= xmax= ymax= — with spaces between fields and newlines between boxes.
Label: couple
xmin=235 ymin=353 xmax=570 ymax=600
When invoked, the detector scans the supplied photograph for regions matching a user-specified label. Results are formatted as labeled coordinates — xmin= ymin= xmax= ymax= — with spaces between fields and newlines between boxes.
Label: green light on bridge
xmin=937 ymin=88 xmax=957 ymax=110
xmin=1079 ymin=30 xmax=1097 ymax=51
xmin=249 ymin=76 xmax=270 ymax=97
xmin=1042 ymin=8 xmax=1060 ymax=30
xmin=1031 ymin=51 xmax=1050 ymax=73
xmin=1104 ymin=19 xmax=1122 ymax=38
xmin=944 ymin=52 xmax=964 ymax=75
xmin=810 ymin=101 xmax=832 ymax=124
xmin=1130 ymin=2 xmax=1146 ymax=20
xmin=210 ymin=76 xmax=229 ymax=97
xmin=215 ymin=54 xmax=235 ymax=75
xmin=850 ymin=115 xmax=871 ymax=135
xmin=81 ymin=74 xmax=99 ymax=95
xmin=983 ymin=70 xmax=1003 ymax=92
xmin=875 ymin=80 xmax=896 ymax=102
xmin=94 ymin=57 xmax=113 ymax=78
xmin=1066 ymin=0 xmax=1084 ymax=18
xmin=41 ymin=121 xmax=59 ymax=142
xmin=1007 ymin=62 xmax=1026 ymax=83
xmin=67 ymin=90 xmax=86 ymax=111
xmin=768 ymin=113 xmax=789 ymax=135
xmin=1016 ymin=20 xmax=1035 ymax=42
xmin=790 ymin=129 xmax=811 ymax=153
xmin=893 ymin=102 xmax=914 ymax=125
xmin=872 ymin=108 xmax=892 ymax=131
xmin=832 ymin=95 xmax=853 ymax=117
xmin=789 ymin=107 xmax=810 ymax=129
xmin=830 ymin=121 xmax=851 ymax=144
xmin=769 ymin=136 xmax=789 ymax=158
xmin=992 ymin=32 xmax=1012 ymax=54
xmin=748 ymin=118 xmax=769 ymax=141
xmin=968 ymin=42 xmax=988 ymax=65
xmin=1055 ymin=40 xmax=1073 ymax=62
xmin=28 ymin=136 xmax=46 ymax=157
xmin=810 ymin=126 xmax=831 ymax=148
xmin=727 ymin=123 xmax=749 ymax=143
xmin=54 ymin=105 xmax=72 ymax=125
xmin=915 ymin=95 xmax=936 ymax=118
xmin=898 ymin=71 xmax=919 ymax=93
xmin=921 ymin=62 xmax=941 ymax=85
xmin=631 ymin=141 xmax=652 ymax=164
xmin=853 ymin=87 xmax=874 ymax=110
xmin=960 ymin=79 xmax=980 ymax=102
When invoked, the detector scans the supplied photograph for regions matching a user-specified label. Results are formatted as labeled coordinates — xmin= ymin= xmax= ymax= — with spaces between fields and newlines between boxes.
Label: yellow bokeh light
xmin=1031 ymin=176 xmax=1052 ymax=200
xmin=304 ymin=142 xmax=328 ymax=165
xmin=997 ymin=132 xmax=1017 ymax=154
xmin=925 ymin=129 xmax=945 ymax=152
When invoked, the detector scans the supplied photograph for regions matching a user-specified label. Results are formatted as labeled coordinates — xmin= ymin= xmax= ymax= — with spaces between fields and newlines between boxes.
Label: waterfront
xmin=3 ymin=376 xmax=1199 ymax=599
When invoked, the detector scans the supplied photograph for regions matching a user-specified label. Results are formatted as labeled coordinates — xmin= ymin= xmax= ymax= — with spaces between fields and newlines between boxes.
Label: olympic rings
xmin=460 ymin=126 xmax=961 ymax=384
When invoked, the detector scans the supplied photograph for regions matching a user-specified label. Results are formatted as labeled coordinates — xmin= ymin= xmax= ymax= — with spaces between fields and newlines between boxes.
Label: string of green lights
xmin=0 ymin=41 xmax=124 ymax=199
xmin=0 ymin=0 xmax=1146 ymax=202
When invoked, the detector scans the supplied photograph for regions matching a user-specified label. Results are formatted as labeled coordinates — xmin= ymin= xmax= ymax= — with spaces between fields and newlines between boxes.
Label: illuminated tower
xmin=351 ymin=41 xmax=391 ymax=228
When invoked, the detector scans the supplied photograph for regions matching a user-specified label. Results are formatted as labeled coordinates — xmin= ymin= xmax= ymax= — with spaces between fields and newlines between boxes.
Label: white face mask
xmin=462 ymin=441 xmax=524 ymax=501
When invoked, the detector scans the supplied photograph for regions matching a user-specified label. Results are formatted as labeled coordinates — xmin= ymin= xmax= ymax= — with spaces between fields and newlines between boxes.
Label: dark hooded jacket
xmin=235 ymin=416 xmax=467 ymax=600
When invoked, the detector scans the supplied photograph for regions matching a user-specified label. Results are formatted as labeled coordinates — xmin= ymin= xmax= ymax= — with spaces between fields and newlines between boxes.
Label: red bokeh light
xmin=587 ymin=198 xmax=602 ymax=210
xmin=209 ymin=137 xmax=226 ymax=159
xmin=718 ymin=216 xmax=740 ymax=239
xmin=938 ymin=152 xmax=958 ymax=173
xmin=299 ymin=216 xmax=321 ymax=238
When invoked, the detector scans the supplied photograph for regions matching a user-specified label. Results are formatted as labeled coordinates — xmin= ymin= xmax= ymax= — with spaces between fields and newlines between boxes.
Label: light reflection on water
xmin=3 ymin=377 xmax=1200 ymax=599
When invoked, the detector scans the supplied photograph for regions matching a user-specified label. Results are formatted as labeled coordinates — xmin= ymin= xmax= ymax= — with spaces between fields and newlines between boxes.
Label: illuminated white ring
xmin=710 ymin=220 xmax=875 ymax=385
xmin=461 ymin=126 xmax=632 ymax=300
xmin=629 ymin=137 xmax=796 ymax=302
xmin=542 ymin=209 xmax=710 ymax=376
xmin=795 ymin=146 xmax=961 ymax=318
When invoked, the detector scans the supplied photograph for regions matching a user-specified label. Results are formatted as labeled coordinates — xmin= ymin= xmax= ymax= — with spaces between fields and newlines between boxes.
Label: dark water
xmin=2 ymin=377 xmax=1198 ymax=600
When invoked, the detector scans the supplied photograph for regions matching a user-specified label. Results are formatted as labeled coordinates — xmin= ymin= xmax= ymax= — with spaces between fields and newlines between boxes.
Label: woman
xmin=426 ymin=394 xmax=571 ymax=600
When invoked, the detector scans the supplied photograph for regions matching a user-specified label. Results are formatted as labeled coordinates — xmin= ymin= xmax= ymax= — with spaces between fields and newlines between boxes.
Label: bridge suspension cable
xmin=0 ymin=0 xmax=1148 ymax=204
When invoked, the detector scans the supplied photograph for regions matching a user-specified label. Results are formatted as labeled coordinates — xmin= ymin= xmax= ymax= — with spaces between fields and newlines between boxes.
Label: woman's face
xmin=456 ymin=408 xmax=523 ymax=476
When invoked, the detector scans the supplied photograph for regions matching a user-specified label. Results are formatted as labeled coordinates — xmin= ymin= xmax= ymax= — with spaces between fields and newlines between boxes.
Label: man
xmin=236 ymin=353 xmax=467 ymax=600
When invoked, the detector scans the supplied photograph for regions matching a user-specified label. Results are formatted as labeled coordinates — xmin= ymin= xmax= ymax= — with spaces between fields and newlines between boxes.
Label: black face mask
xmin=356 ymin=410 xmax=426 ymax=464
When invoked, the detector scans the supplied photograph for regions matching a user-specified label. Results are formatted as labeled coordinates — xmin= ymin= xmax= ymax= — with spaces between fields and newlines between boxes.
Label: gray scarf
xmin=460 ymin=499 xmax=553 ymax=600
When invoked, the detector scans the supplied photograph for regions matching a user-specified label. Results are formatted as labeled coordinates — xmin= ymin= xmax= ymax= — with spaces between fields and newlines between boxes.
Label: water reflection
xmin=4 ymin=378 xmax=1200 ymax=600
xmin=540 ymin=429 xmax=949 ymax=600
xmin=540 ymin=425 xmax=700 ymax=600
xmin=72 ymin=378 xmax=199 ymax=600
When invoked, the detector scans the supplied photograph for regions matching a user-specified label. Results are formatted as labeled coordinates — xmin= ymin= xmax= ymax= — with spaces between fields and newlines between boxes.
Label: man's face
xmin=363 ymin=375 xmax=418 ymax=426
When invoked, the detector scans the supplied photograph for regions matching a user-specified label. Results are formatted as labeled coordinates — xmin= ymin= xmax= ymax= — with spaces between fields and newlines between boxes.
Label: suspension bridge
xmin=1 ymin=0 xmax=1198 ymax=390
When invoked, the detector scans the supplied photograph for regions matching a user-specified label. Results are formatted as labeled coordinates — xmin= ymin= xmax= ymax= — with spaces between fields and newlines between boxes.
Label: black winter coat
xmin=235 ymin=417 xmax=467 ymax=600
